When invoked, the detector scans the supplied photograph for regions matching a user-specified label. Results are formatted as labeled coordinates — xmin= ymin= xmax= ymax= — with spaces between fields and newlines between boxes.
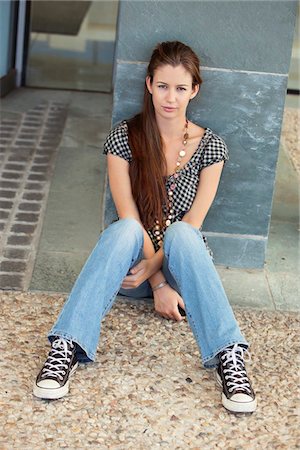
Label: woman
xmin=33 ymin=41 xmax=257 ymax=414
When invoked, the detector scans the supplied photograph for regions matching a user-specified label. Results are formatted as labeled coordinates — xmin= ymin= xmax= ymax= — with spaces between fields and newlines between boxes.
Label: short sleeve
xmin=200 ymin=135 xmax=229 ymax=169
xmin=102 ymin=120 xmax=132 ymax=163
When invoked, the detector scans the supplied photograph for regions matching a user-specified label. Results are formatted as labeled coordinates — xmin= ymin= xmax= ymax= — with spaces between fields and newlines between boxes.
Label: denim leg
xmin=163 ymin=221 xmax=249 ymax=369
xmin=47 ymin=218 xmax=144 ymax=363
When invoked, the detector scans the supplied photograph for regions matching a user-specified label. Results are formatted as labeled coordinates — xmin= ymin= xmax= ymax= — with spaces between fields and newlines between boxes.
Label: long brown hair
xmin=127 ymin=41 xmax=203 ymax=230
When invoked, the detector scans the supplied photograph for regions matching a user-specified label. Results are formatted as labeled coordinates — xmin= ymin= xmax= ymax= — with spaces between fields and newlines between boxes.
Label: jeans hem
xmin=202 ymin=339 xmax=250 ymax=369
xmin=47 ymin=330 xmax=95 ymax=363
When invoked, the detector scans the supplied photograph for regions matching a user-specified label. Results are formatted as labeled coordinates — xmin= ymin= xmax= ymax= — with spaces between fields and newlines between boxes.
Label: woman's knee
xmin=101 ymin=217 xmax=144 ymax=245
xmin=163 ymin=221 xmax=204 ymax=253
xmin=115 ymin=217 xmax=143 ymax=236
xmin=164 ymin=221 xmax=198 ymax=241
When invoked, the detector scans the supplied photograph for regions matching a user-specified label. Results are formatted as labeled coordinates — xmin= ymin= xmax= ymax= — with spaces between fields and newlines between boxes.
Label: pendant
xmin=153 ymin=118 xmax=189 ymax=246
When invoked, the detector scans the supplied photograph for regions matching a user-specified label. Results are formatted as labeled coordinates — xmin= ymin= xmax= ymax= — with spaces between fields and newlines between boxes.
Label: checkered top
xmin=103 ymin=120 xmax=229 ymax=260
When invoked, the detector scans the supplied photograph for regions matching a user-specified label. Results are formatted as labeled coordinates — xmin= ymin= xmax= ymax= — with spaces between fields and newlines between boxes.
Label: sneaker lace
xmin=220 ymin=343 xmax=252 ymax=395
xmin=41 ymin=338 xmax=75 ymax=381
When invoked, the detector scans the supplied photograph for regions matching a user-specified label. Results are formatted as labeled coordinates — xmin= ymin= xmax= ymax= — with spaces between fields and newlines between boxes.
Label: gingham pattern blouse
xmin=103 ymin=120 xmax=229 ymax=260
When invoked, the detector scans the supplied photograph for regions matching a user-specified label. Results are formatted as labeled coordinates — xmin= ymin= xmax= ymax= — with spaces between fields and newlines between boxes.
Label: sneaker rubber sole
xmin=33 ymin=361 xmax=79 ymax=400
xmin=215 ymin=370 xmax=257 ymax=413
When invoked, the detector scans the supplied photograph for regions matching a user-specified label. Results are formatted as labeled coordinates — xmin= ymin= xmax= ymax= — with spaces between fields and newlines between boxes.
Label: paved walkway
xmin=0 ymin=88 xmax=111 ymax=291
xmin=0 ymin=101 xmax=67 ymax=290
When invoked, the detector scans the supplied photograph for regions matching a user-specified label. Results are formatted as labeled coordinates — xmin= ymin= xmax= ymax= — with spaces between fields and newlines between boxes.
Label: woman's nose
xmin=166 ymin=89 xmax=176 ymax=103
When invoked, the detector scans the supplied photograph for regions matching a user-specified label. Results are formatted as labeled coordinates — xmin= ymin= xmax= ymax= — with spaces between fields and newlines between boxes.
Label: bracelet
xmin=152 ymin=280 xmax=168 ymax=291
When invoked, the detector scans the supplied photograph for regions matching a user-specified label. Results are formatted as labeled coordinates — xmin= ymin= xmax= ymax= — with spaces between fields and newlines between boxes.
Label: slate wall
xmin=103 ymin=0 xmax=298 ymax=268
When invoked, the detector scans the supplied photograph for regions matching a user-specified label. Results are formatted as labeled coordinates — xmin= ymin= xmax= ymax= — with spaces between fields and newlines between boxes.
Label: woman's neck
xmin=155 ymin=114 xmax=188 ymax=142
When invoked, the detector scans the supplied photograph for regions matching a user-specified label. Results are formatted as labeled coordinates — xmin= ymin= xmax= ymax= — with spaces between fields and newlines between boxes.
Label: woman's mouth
xmin=162 ymin=106 xmax=176 ymax=112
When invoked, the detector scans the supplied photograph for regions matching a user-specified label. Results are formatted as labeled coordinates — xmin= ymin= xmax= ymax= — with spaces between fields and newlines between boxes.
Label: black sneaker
xmin=215 ymin=343 xmax=257 ymax=413
xmin=33 ymin=337 xmax=78 ymax=400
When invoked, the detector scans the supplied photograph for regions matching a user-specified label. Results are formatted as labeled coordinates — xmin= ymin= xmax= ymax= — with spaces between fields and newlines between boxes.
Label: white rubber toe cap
xmin=222 ymin=392 xmax=257 ymax=413
xmin=37 ymin=379 xmax=61 ymax=389
xmin=230 ymin=393 xmax=254 ymax=403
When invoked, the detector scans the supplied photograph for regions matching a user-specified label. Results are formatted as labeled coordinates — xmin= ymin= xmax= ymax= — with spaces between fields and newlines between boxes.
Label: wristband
xmin=152 ymin=280 xmax=168 ymax=291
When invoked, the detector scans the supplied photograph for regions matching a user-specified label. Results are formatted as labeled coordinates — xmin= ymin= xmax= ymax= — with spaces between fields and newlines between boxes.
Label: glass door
xmin=25 ymin=0 xmax=119 ymax=92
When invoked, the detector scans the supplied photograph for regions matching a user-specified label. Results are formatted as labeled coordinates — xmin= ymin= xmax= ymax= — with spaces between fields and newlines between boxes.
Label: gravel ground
xmin=282 ymin=107 xmax=300 ymax=176
xmin=0 ymin=291 xmax=299 ymax=449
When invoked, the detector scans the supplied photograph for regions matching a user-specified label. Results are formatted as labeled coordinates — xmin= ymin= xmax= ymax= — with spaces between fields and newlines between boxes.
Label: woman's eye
xmin=157 ymin=85 xmax=186 ymax=91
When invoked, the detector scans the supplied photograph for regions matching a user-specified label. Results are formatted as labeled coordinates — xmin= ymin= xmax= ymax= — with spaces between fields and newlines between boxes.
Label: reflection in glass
xmin=26 ymin=1 xmax=119 ymax=92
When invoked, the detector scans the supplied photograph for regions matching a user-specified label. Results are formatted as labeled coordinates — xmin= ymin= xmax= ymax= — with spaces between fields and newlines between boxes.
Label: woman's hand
xmin=153 ymin=284 xmax=186 ymax=322
xmin=121 ymin=259 xmax=155 ymax=289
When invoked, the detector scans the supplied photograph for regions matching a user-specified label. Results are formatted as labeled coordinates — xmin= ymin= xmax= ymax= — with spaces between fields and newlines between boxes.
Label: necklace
xmin=153 ymin=118 xmax=189 ymax=247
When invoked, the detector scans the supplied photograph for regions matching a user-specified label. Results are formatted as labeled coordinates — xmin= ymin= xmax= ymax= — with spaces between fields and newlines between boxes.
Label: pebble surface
xmin=282 ymin=107 xmax=300 ymax=176
xmin=0 ymin=291 xmax=299 ymax=449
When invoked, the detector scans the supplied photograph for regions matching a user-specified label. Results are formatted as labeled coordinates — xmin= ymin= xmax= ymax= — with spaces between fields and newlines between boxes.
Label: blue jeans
xmin=48 ymin=218 xmax=248 ymax=369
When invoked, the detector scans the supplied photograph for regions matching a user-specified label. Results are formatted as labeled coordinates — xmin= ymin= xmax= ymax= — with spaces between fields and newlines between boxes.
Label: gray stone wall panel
xmin=116 ymin=0 xmax=297 ymax=74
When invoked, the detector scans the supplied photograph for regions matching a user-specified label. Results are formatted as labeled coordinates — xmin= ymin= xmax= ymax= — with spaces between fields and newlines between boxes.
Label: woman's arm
xmin=107 ymin=154 xmax=165 ymax=286
xmin=181 ymin=161 xmax=225 ymax=228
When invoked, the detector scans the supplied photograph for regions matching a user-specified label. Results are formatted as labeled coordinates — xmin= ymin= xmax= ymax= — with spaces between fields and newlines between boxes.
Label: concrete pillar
xmin=103 ymin=0 xmax=298 ymax=268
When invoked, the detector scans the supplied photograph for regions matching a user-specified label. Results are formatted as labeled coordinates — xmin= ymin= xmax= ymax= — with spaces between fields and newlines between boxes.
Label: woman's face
xmin=146 ymin=64 xmax=199 ymax=120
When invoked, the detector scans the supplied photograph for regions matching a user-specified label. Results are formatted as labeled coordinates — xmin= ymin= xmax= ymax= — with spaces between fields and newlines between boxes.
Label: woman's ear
xmin=145 ymin=76 xmax=153 ymax=94
xmin=190 ymin=84 xmax=199 ymax=100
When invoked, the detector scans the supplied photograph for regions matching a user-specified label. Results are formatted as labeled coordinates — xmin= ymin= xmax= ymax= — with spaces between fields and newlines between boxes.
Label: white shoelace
xmin=41 ymin=338 xmax=74 ymax=381
xmin=220 ymin=343 xmax=252 ymax=394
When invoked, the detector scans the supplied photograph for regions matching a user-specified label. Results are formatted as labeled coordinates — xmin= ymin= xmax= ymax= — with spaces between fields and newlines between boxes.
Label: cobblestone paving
xmin=0 ymin=101 xmax=67 ymax=290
